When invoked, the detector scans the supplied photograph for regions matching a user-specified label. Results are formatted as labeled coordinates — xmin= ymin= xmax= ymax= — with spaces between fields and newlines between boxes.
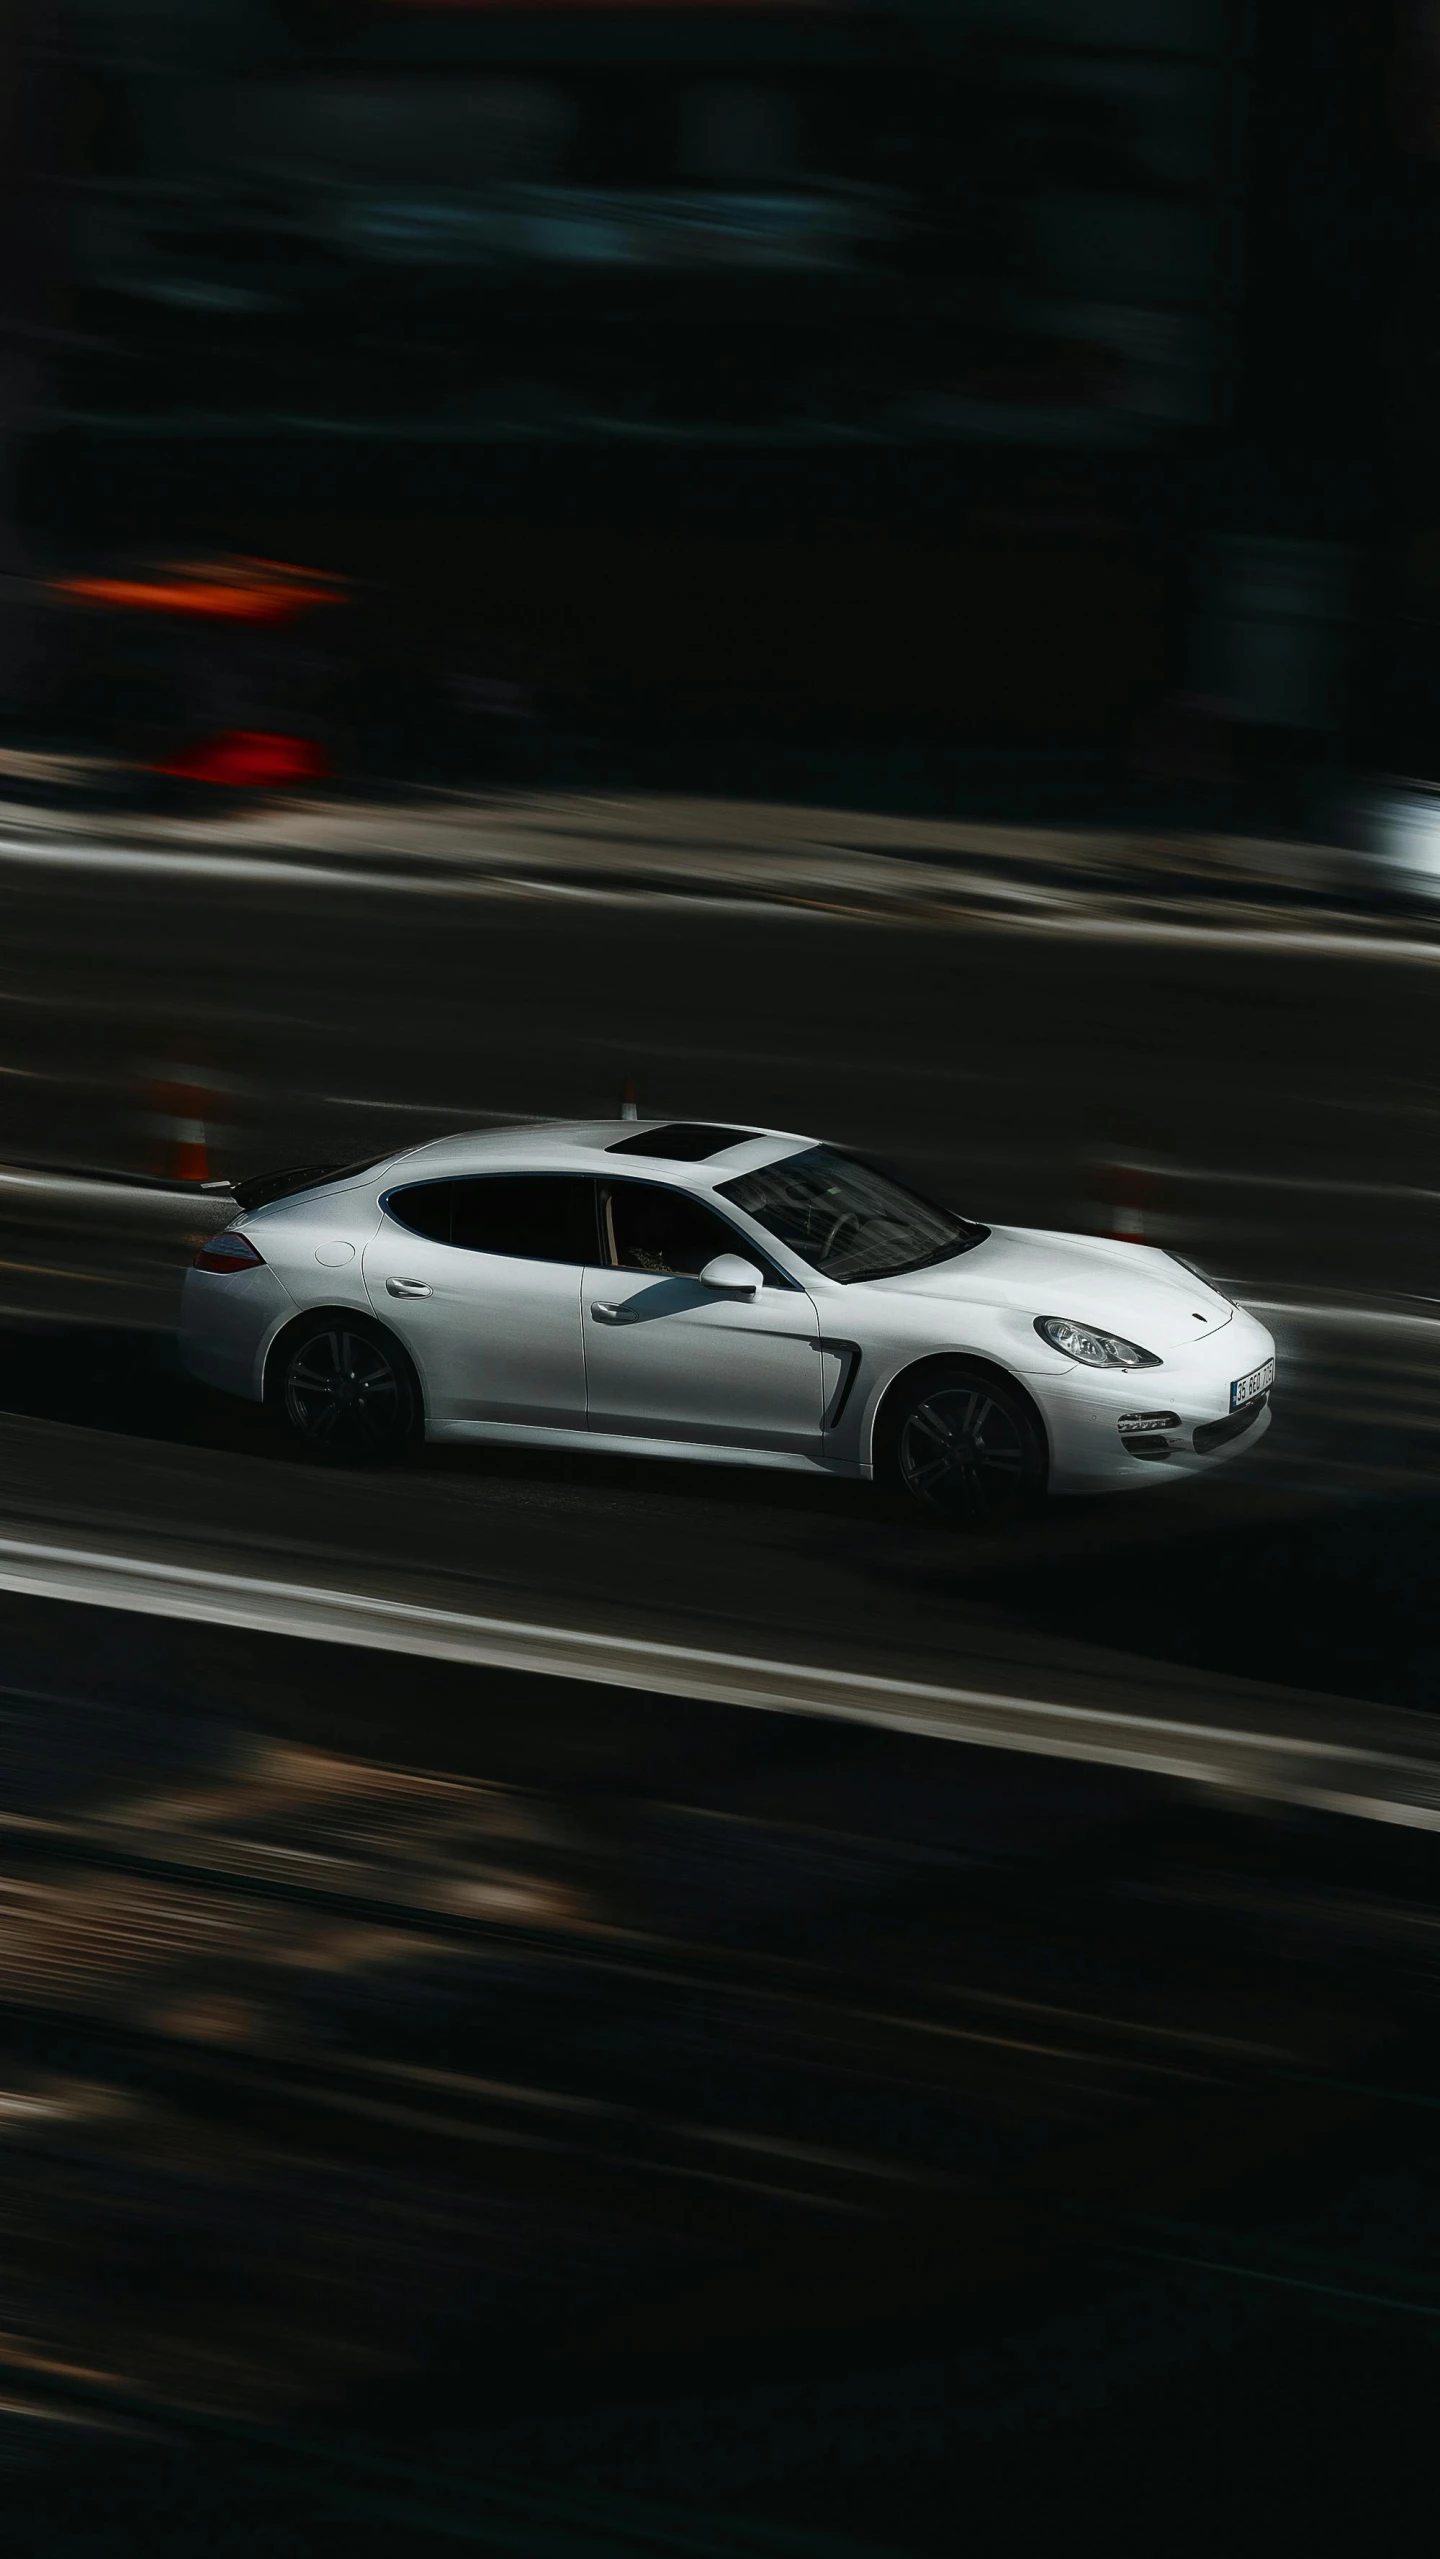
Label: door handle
xmin=386 ymin=1278 xmax=433 ymax=1299
xmin=589 ymin=1302 xmax=627 ymax=1323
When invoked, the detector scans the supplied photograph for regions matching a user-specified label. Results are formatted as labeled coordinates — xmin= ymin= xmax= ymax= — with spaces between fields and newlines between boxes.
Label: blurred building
xmin=3 ymin=1 xmax=1401 ymax=792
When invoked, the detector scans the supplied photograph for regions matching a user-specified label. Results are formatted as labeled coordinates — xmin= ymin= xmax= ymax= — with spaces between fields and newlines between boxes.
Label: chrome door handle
xmin=589 ymin=1301 xmax=626 ymax=1323
xmin=386 ymin=1278 xmax=433 ymax=1298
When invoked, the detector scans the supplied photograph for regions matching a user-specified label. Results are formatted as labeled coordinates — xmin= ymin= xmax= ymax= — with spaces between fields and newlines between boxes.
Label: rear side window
xmin=386 ymin=1180 xmax=454 ymax=1243
xmin=452 ymin=1175 xmax=599 ymax=1262
xmin=386 ymin=1176 xmax=599 ymax=1260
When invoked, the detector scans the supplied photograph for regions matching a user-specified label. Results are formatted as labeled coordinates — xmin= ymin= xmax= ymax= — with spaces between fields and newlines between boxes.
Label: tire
xmin=879 ymin=1362 xmax=1045 ymax=1529
xmin=269 ymin=1314 xmax=419 ymax=1464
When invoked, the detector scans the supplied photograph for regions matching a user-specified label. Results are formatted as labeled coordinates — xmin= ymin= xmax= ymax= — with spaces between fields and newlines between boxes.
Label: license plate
xmin=1230 ymin=1358 xmax=1275 ymax=1410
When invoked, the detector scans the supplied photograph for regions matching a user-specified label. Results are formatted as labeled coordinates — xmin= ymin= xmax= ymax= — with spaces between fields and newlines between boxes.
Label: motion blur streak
xmin=0 ymin=1530 xmax=1436 ymax=1830
xmin=2 ymin=0 xmax=1439 ymax=2546
xmin=155 ymin=733 xmax=331 ymax=787
xmin=52 ymin=562 xmax=347 ymax=625
xmin=0 ymin=1620 xmax=1439 ymax=2549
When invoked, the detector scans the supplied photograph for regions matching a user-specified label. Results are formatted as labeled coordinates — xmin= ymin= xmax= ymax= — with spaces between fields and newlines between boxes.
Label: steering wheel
xmin=819 ymin=1208 xmax=863 ymax=1264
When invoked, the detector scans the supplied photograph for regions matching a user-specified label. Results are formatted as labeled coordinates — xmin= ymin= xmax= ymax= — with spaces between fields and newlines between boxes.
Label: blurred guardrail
xmin=3 ymin=766 xmax=1440 ymax=933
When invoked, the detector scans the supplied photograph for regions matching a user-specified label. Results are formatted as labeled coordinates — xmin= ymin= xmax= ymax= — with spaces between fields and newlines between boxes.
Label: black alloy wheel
xmin=277 ymin=1319 xmax=417 ymax=1462
xmin=886 ymin=1365 xmax=1044 ymax=1527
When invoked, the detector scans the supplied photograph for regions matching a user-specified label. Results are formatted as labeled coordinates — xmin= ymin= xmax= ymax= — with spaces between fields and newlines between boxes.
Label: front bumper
xmin=1036 ymin=1311 xmax=1276 ymax=1494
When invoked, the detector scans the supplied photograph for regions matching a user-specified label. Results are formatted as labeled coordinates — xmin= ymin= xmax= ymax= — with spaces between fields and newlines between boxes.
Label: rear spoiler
xmin=229 ymin=1163 xmax=351 ymax=1214
xmin=229 ymin=1155 xmax=391 ymax=1215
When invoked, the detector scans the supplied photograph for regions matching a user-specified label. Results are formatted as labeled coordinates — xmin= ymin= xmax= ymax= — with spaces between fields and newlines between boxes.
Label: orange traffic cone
xmin=1099 ymin=1157 xmax=1152 ymax=1242
xmin=1082 ymin=1151 xmax=1183 ymax=1247
xmin=147 ymin=1066 xmax=214 ymax=1183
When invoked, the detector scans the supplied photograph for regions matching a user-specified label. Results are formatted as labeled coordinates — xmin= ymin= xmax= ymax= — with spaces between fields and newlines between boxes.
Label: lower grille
xmin=1194 ymin=1392 xmax=1269 ymax=1455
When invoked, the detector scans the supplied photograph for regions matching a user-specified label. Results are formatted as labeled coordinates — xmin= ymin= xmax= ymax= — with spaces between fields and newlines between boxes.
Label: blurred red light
xmin=52 ymin=561 xmax=347 ymax=625
xmin=156 ymin=733 xmax=330 ymax=788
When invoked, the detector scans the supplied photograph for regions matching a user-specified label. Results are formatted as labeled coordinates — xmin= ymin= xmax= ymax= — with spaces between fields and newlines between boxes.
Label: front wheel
xmin=270 ymin=1316 xmax=419 ymax=1463
xmin=879 ymin=1364 xmax=1045 ymax=1529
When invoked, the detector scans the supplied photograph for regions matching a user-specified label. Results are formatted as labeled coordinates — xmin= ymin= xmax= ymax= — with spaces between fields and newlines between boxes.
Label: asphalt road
xmin=0 ymin=838 xmax=1437 ymax=2545
xmin=0 ymin=1586 xmax=1439 ymax=2557
xmin=0 ymin=840 xmax=1434 ymax=1297
xmin=0 ymin=855 xmax=1435 ymax=1742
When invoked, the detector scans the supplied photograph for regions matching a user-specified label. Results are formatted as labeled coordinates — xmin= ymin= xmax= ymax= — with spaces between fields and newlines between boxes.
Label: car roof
xmin=359 ymin=1119 xmax=815 ymax=1188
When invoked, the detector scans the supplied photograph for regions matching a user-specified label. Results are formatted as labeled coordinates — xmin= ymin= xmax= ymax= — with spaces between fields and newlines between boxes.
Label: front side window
xmin=387 ymin=1175 xmax=599 ymax=1263
xmin=718 ymin=1147 xmax=986 ymax=1283
xmin=604 ymin=1181 xmax=779 ymax=1282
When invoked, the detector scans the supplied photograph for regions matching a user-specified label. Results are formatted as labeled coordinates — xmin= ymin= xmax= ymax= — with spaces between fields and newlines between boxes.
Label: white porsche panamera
xmin=180 ymin=1119 xmax=1275 ymax=1524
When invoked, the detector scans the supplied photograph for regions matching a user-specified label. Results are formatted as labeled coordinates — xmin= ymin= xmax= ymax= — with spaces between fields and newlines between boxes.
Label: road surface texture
xmin=0 ymin=1593 xmax=1436 ymax=2556
xmin=0 ymin=827 xmax=1433 ymax=1760
xmin=0 ymin=804 xmax=1434 ymax=2547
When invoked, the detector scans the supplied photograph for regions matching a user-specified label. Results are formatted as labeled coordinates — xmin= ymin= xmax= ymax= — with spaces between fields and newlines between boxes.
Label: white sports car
xmin=180 ymin=1119 xmax=1275 ymax=1524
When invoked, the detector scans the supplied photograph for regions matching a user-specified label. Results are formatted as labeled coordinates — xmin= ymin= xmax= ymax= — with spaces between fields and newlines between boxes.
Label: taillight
xmin=193 ymin=1232 xmax=265 ymax=1274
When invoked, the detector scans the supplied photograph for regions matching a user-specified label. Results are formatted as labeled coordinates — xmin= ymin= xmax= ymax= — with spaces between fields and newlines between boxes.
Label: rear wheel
xmin=881 ymin=1364 xmax=1044 ymax=1528
xmin=270 ymin=1316 xmax=418 ymax=1463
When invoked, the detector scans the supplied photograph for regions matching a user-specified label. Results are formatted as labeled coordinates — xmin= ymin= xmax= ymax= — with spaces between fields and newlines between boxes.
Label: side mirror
xmin=700 ymin=1253 xmax=762 ymax=1296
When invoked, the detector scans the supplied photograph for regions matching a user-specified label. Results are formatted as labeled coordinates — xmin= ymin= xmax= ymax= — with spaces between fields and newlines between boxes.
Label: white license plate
xmin=1230 ymin=1358 xmax=1275 ymax=1410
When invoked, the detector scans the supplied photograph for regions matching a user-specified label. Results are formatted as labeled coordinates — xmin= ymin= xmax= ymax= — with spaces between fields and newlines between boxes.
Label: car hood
xmin=862 ymin=1225 xmax=1233 ymax=1351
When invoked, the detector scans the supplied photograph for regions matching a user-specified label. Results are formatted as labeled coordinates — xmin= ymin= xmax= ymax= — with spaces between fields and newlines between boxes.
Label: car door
xmin=363 ymin=1173 xmax=597 ymax=1429
xmin=584 ymin=1178 xmax=823 ymax=1453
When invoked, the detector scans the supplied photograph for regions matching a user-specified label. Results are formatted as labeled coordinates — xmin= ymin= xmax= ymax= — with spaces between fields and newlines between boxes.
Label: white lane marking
xmin=1122 ymin=1166 xmax=1440 ymax=1203
xmin=319 ymin=1096 xmax=548 ymax=1121
xmin=0 ymin=836 xmax=444 ymax=894
xmin=1246 ymin=1299 xmax=1440 ymax=1332
xmin=1 ymin=829 xmax=1440 ymax=959
xmin=0 ymin=835 xmax=817 ymax=918
xmin=1013 ymin=913 xmax=1440 ymax=964
xmin=0 ymin=1531 xmax=1433 ymax=1827
xmin=0 ymin=1166 xmax=213 ymax=1212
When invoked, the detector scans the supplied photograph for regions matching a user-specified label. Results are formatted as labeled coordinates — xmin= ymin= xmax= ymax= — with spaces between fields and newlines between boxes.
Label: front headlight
xmin=1035 ymin=1316 xmax=1161 ymax=1369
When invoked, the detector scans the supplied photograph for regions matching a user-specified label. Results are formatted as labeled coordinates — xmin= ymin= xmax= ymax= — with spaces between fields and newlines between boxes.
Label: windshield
xmin=717 ymin=1147 xmax=987 ymax=1283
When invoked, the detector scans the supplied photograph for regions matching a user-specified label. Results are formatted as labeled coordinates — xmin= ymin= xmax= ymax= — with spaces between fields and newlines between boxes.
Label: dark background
xmin=0 ymin=11 xmax=1439 ymax=2554
xmin=0 ymin=1 xmax=1426 ymax=805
